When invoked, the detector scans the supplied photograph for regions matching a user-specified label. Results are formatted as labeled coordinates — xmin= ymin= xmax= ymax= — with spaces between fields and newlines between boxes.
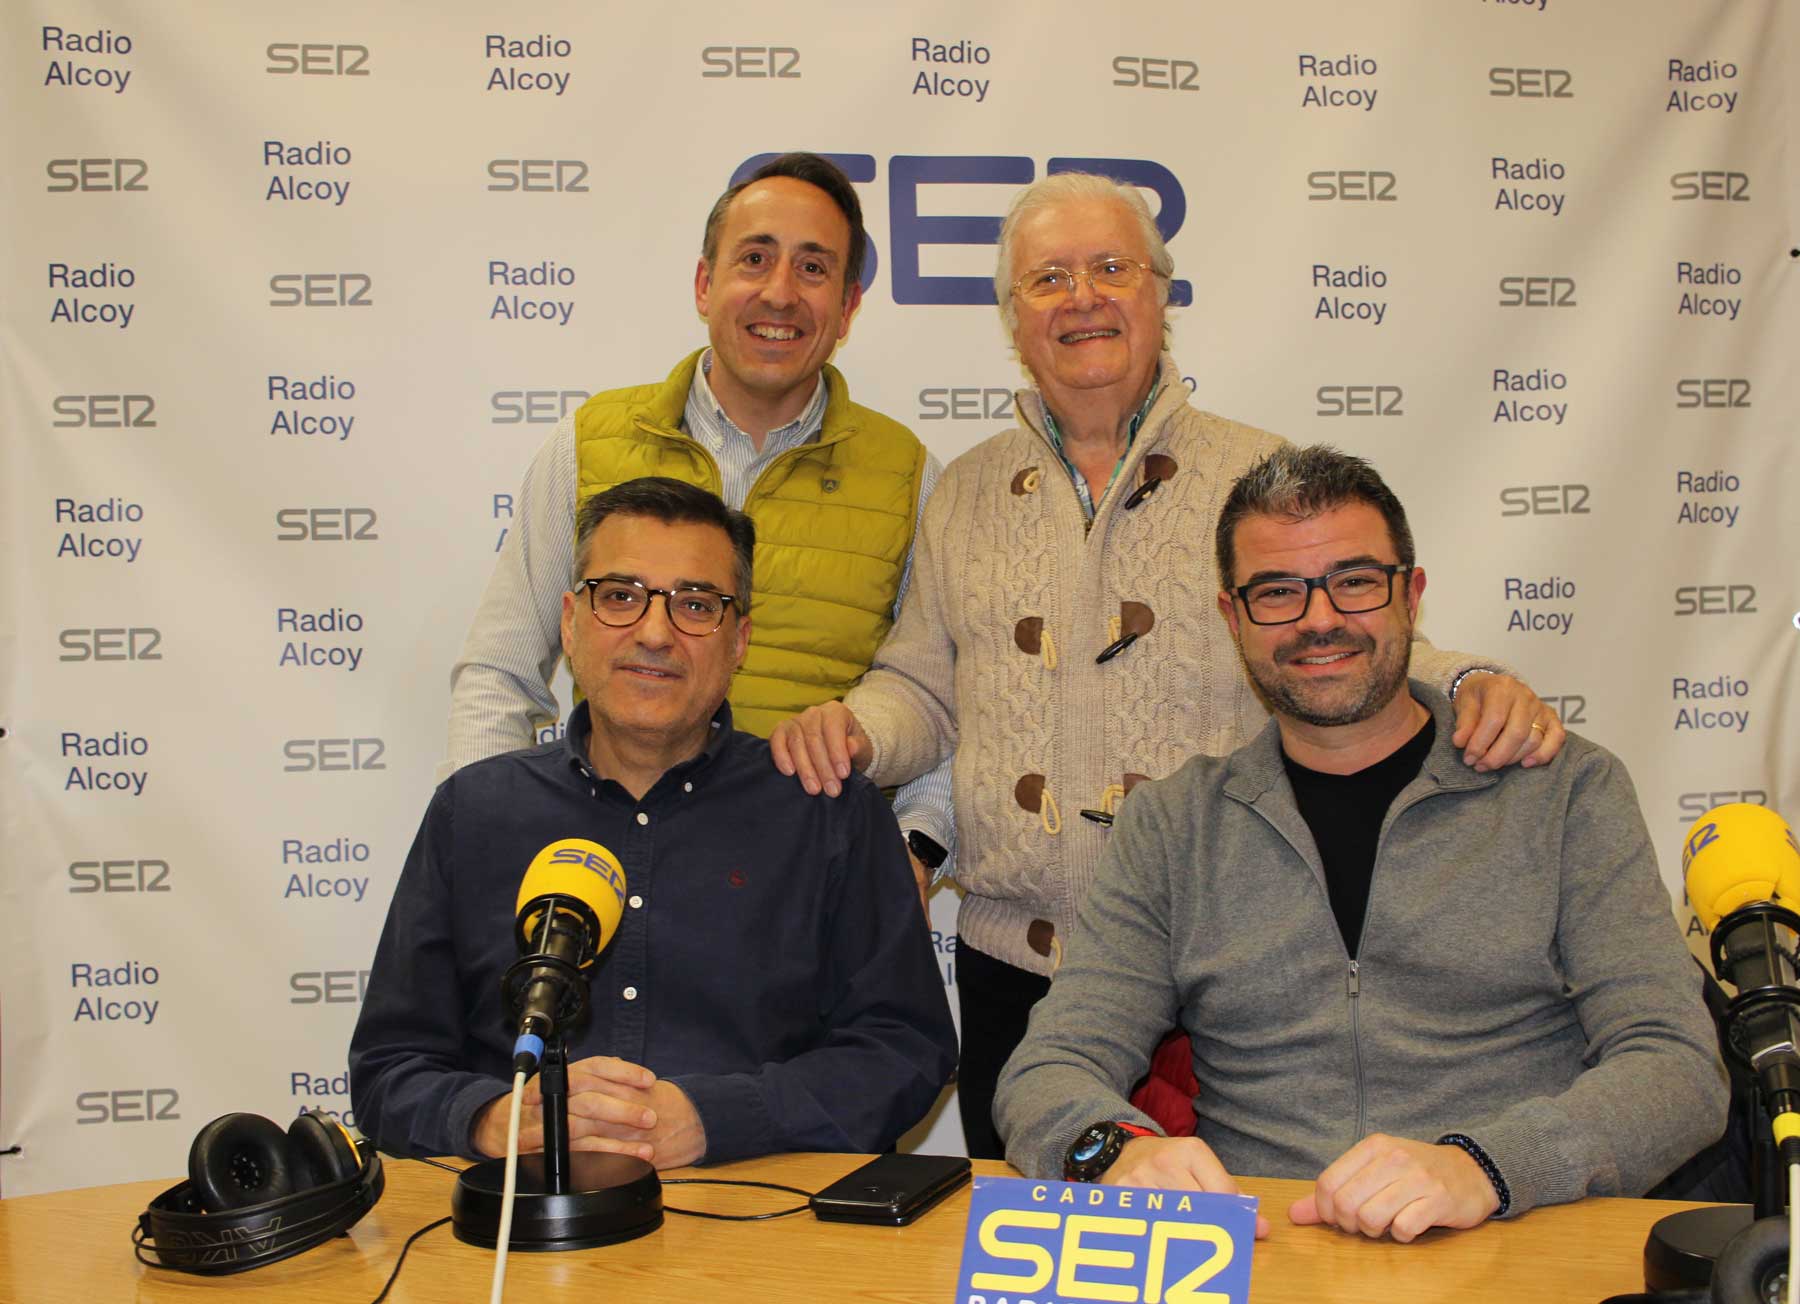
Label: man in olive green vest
xmin=445 ymin=154 xmax=953 ymax=900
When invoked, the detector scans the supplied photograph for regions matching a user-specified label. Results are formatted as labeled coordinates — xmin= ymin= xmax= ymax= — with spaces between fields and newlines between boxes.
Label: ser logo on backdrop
xmin=46 ymin=158 xmax=146 ymax=192
xmin=290 ymin=970 xmax=371 ymax=1004
xmin=275 ymin=507 xmax=378 ymax=541
xmin=53 ymin=393 xmax=156 ymax=428
xmin=1675 ymin=378 xmax=1750 ymax=408
xmin=1489 ymin=67 xmax=1573 ymax=98
xmin=1112 ymin=56 xmax=1198 ymax=91
xmin=269 ymin=273 xmax=372 ymax=307
xmin=491 ymin=389 xmax=588 ymax=424
xmin=1499 ymin=276 xmax=1576 ymax=307
xmin=282 ymin=738 xmax=387 ymax=772
xmin=1678 ymin=789 xmax=1765 ymax=826
xmin=1307 ymin=170 xmax=1396 ymax=201
xmin=59 ymin=627 xmax=162 ymax=661
xmin=702 ymin=46 xmax=801 ymax=78
xmin=266 ymin=43 xmax=369 ymax=76
xmin=1315 ymin=385 xmax=1402 ymax=417
xmin=727 ymin=153 xmax=1193 ymax=307
xmin=1541 ymin=695 xmax=1587 ymax=726
xmin=1670 ymin=171 xmax=1750 ymax=201
xmin=70 ymin=858 xmax=170 ymax=894
xmin=1673 ymin=585 xmax=1756 ymax=616
xmin=1499 ymin=485 xmax=1589 ymax=516
xmin=486 ymin=159 xmax=589 ymax=192
xmin=76 ymin=1088 xmax=179 ymax=1125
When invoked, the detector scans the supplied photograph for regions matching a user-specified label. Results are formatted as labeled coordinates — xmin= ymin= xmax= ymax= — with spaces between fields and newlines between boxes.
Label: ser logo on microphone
xmin=547 ymin=843 xmax=627 ymax=899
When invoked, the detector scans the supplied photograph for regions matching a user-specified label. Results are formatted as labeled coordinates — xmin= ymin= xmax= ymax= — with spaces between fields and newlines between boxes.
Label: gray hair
xmin=1214 ymin=445 xmax=1415 ymax=589
xmin=993 ymin=172 xmax=1175 ymax=339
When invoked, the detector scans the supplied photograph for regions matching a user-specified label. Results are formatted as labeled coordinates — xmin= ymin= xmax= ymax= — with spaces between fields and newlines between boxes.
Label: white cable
xmin=1787 ymin=1160 xmax=1797 ymax=1304
xmin=489 ymin=1071 xmax=528 ymax=1304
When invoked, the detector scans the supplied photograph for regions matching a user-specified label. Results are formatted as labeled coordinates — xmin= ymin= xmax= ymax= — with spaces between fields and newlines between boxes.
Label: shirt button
xmin=628 ymin=895 xmax=643 ymax=909
xmin=623 ymin=986 xmax=639 ymax=1001
xmin=636 ymin=812 xmax=649 ymax=826
xmin=682 ymin=782 xmax=693 ymax=793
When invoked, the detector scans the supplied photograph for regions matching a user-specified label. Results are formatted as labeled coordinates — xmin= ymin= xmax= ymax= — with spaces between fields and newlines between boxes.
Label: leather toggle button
xmin=1014 ymin=617 xmax=1044 ymax=654
xmin=1123 ymin=454 xmax=1177 ymax=510
xmin=1014 ymin=773 xmax=1061 ymax=834
xmin=1010 ymin=467 xmax=1041 ymax=495
xmin=1027 ymin=919 xmax=1056 ymax=958
xmin=1141 ymin=453 xmax=1177 ymax=483
xmin=1097 ymin=602 xmax=1156 ymax=663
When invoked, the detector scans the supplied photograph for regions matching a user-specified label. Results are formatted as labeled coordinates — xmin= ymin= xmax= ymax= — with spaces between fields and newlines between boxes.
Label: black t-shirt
xmin=1280 ymin=716 xmax=1436 ymax=959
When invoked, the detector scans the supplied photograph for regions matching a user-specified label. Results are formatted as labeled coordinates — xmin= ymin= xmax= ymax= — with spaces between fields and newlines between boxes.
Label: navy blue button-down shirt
xmin=349 ymin=702 xmax=957 ymax=1163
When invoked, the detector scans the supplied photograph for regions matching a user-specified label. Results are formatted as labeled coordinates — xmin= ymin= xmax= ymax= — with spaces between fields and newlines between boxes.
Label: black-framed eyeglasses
xmin=577 ymin=577 xmax=738 ymax=637
xmin=1232 ymin=564 xmax=1412 ymax=626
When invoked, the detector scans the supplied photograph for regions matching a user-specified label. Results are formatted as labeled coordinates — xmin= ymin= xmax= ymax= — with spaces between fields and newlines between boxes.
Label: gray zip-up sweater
xmin=994 ymin=684 xmax=1726 ymax=1216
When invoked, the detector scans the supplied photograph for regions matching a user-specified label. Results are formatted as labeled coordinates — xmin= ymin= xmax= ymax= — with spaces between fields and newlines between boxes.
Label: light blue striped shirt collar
xmin=683 ymin=351 xmax=829 ymax=511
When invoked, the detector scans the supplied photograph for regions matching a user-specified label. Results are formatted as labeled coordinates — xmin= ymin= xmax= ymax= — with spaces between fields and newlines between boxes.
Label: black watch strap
xmin=1063 ymin=1121 xmax=1152 ymax=1182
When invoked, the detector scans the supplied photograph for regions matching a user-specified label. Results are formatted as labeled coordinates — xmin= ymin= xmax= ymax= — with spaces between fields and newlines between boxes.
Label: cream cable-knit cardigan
xmin=849 ymin=355 xmax=1499 ymax=975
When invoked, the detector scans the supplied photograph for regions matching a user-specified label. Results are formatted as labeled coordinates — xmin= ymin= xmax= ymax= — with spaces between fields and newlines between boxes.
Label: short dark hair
xmin=1215 ymin=445 xmax=1415 ymax=589
xmin=700 ymin=153 xmax=867 ymax=295
xmin=572 ymin=477 xmax=756 ymax=604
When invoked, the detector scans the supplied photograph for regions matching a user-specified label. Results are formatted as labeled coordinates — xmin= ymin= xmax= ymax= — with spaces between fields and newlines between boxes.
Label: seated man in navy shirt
xmin=350 ymin=477 xmax=957 ymax=1167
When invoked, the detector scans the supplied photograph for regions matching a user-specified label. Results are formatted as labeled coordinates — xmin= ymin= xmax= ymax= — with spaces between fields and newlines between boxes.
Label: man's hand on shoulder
xmin=1103 ymin=1137 xmax=1270 ymax=1239
xmin=472 ymin=1056 xmax=707 ymax=1169
xmin=1289 ymin=1133 xmax=1500 ymax=1242
xmin=769 ymin=701 xmax=873 ymax=797
xmin=1451 ymin=672 xmax=1566 ymax=772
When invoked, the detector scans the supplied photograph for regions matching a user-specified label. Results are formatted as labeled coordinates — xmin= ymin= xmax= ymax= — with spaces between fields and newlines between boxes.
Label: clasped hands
xmin=472 ymin=1055 xmax=706 ymax=1170
xmin=1105 ymin=1132 xmax=1501 ymax=1243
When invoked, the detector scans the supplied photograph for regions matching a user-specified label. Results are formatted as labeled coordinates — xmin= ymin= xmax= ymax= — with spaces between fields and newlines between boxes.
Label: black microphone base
xmin=1644 ymin=1203 xmax=1754 ymax=1292
xmin=452 ymin=1152 xmax=663 ymax=1251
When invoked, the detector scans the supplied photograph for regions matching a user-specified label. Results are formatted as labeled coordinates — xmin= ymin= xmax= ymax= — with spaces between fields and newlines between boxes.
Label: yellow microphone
xmin=1684 ymin=803 xmax=1800 ymax=1147
xmin=1683 ymin=802 xmax=1800 ymax=930
xmin=506 ymin=839 xmax=628 ymax=1073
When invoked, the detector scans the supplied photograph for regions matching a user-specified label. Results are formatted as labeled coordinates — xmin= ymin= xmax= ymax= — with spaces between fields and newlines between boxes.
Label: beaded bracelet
xmin=1436 ymin=1132 xmax=1512 ymax=1217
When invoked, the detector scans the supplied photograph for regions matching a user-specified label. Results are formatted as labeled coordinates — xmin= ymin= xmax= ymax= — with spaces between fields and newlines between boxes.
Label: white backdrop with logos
xmin=2 ymin=0 xmax=1797 ymax=1196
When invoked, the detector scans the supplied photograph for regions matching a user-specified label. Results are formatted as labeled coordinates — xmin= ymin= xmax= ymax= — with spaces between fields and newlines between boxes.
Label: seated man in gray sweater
xmin=994 ymin=444 xmax=1725 ymax=1243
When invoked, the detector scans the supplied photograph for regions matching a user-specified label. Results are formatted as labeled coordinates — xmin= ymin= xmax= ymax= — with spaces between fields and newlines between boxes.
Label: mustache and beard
xmin=1238 ymin=618 xmax=1413 ymax=729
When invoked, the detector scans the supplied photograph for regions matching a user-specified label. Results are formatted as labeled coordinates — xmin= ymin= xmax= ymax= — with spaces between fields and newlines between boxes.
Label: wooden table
xmin=0 ymin=1152 xmax=1710 ymax=1302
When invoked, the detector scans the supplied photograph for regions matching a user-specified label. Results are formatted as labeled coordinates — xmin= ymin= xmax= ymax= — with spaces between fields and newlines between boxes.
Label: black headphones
xmin=134 ymin=1109 xmax=384 ymax=1275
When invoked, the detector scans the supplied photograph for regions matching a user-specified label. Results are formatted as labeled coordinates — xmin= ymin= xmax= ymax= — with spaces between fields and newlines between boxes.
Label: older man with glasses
xmin=351 ymin=477 xmax=956 ymax=1169
xmin=770 ymin=172 xmax=1568 ymax=1159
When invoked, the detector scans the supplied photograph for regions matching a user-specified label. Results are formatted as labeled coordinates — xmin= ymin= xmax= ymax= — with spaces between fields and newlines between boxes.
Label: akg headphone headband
xmin=134 ymin=1110 xmax=385 ymax=1276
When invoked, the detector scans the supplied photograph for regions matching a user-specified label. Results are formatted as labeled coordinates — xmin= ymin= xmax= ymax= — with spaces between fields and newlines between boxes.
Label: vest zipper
xmin=1347 ymin=958 xmax=1366 ymax=1141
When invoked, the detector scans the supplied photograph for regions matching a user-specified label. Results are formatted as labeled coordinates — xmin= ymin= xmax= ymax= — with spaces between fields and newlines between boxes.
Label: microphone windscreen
xmin=516 ymin=838 xmax=628 ymax=957
xmin=1683 ymin=803 xmax=1800 ymax=929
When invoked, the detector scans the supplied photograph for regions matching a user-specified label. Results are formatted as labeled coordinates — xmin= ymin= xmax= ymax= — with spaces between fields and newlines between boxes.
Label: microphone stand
xmin=452 ymin=1033 xmax=663 ymax=1250
xmin=1643 ymin=904 xmax=1800 ymax=1292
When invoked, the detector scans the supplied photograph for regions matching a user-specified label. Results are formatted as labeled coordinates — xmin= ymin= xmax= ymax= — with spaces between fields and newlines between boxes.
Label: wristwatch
xmin=905 ymin=830 xmax=948 ymax=871
xmin=1063 ymin=1121 xmax=1154 ymax=1182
